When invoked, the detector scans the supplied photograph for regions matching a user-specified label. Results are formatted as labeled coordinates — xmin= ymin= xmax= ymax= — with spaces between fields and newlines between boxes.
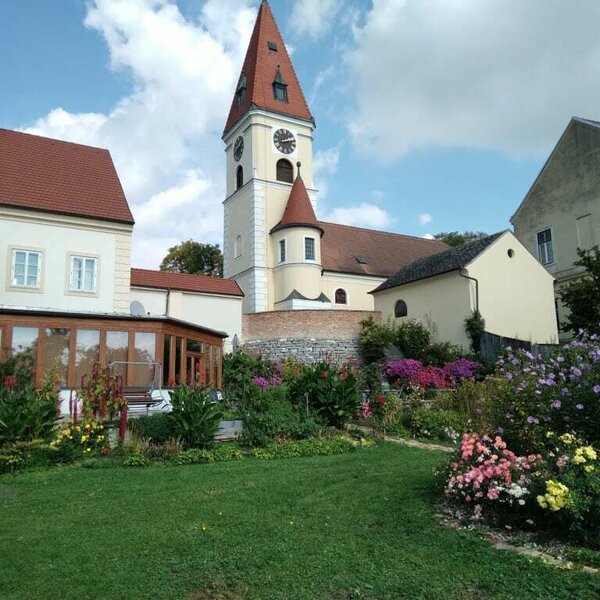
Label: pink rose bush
xmin=445 ymin=433 xmax=541 ymax=519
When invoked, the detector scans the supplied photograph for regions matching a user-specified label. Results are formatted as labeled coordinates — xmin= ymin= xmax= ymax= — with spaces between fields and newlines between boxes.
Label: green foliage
xmin=0 ymin=354 xmax=34 ymax=389
xmin=464 ymin=310 xmax=486 ymax=353
xmin=419 ymin=341 xmax=462 ymax=367
xmin=559 ymin=246 xmax=600 ymax=334
xmin=128 ymin=413 xmax=177 ymax=444
xmin=433 ymin=231 xmax=488 ymax=247
xmin=402 ymin=404 xmax=468 ymax=440
xmin=0 ymin=366 xmax=59 ymax=447
xmin=239 ymin=386 xmax=320 ymax=447
xmin=51 ymin=419 xmax=109 ymax=463
xmin=159 ymin=239 xmax=223 ymax=277
xmin=395 ymin=319 xmax=431 ymax=358
xmin=0 ymin=440 xmax=56 ymax=473
xmin=78 ymin=363 xmax=125 ymax=422
xmin=357 ymin=362 xmax=383 ymax=400
xmin=359 ymin=316 xmax=395 ymax=364
xmin=212 ymin=443 xmax=244 ymax=461
xmin=122 ymin=453 xmax=149 ymax=468
xmin=169 ymin=384 xmax=223 ymax=449
xmin=435 ymin=378 xmax=510 ymax=432
xmin=287 ymin=361 xmax=359 ymax=429
xmin=222 ymin=350 xmax=272 ymax=405
xmin=173 ymin=448 xmax=215 ymax=465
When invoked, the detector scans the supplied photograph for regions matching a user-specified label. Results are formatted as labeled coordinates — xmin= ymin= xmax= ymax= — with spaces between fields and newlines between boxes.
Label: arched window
xmin=234 ymin=235 xmax=242 ymax=258
xmin=236 ymin=166 xmax=243 ymax=190
xmin=276 ymin=159 xmax=293 ymax=183
xmin=335 ymin=288 xmax=347 ymax=305
xmin=394 ymin=299 xmax=408 ymax=318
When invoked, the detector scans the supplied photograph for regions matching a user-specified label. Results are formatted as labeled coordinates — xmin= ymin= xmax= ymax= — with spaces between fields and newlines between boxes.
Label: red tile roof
xmin=130 ymin=268 xmax=244 ymax=297
xmin=270 ymin=175 xmax=322 ymax=234
xmin=318 ymin=222 xmax=449 ymax=278
xmin=0 ymin=128 xmax=134 ymax=224
xmin=223 ymin=1 xmax=314 ymax=135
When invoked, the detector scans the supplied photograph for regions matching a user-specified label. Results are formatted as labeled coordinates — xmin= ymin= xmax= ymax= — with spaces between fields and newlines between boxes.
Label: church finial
xmin=296 ymin=161 xmax=302 ymax=178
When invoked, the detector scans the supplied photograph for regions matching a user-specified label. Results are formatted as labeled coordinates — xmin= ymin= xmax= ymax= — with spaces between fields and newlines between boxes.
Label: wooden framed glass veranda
xmin=0 ymin=309 xmax=226 ymax=390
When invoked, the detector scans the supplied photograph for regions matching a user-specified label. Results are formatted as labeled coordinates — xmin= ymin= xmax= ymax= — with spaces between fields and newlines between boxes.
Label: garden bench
xmin=122 ymin=386 xmax=162 ymax=414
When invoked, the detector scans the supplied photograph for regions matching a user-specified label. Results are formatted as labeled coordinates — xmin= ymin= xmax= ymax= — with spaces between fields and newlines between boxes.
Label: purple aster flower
xmin=527 ymin=416 xmax=536 ymax=424
xmin=556 ymin=356 xmax=565 ymax=363
xmin=576 ymin=404 xmax=584 ymax=410
xmin=593 ymin=385 xmax=600 ymax=394
xmin=506 ymin=372 xmax=513 ymax=381
xmin=551 ymin=400 xmax=561 ymax=410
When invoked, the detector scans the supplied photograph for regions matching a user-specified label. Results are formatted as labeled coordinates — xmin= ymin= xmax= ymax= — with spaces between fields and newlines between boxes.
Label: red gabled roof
xmin=223 ymin=0 xmax=314 ymax=135
xmin=270 ymin=175 xmax=322 ymax=234
xmin=130 ymin=268 xmax=244 ymax=298
xmin=319 ymin=222 xmax=449 ymax=278
xmin=0 ymin=128 xmax=134 ymax=225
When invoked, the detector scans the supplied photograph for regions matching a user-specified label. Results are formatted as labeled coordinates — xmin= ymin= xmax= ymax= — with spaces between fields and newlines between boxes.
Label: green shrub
xmin=464 ymin=310 xmax=485 ymax=353
xmin=0 ymin=366 xmax=59 ymax=447
xmin=122 ymin=453 xmax=149 ymax=468
xmin=173 ymin=448 xmax=214 ymax=465
xmin=402 ymin=405 xmax=468 ymax=440
xmin=359 ymin=316 xmax=395 ymax=364
xmin=223 ymin=351 xmax=273 ymax=405
xmin=395 ymin=320 xmax=431 ymax=359
xmin=0 ymin=440 xmax=56 ymax=473
xmin=129 ymin=413 xmax=177 ymax=444
xmin=240 ymin=386 xmax=320 ymax=447
xmin=169 ymin=384 xmax=223 ymax=449
xmin=419 ymin=342 xmax=462 ymax=367
xmin=212 ymin=443 xmax=244 ymax=461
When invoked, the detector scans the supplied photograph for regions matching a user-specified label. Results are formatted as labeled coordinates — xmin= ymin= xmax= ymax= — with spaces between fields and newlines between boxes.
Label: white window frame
xmin=67 ymin=254 xmax=99 ymax=295
xmin=536 ymin=227 xmax=555 ymax=266
xmin=8 ymin=247 xmax=43 ymax=291
xmin=304 ymin=236 xmax=316 ymax=263
xmin=278 ymin=239 xmax=287 ymax=263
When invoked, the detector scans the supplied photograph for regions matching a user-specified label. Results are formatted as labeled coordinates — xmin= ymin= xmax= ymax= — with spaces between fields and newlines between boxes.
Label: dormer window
xmin=273 ymin=67 xmax=288 ymax=103
xmin=236 ymin=74 xmax=247 ymax=106
xmin=268 ymin=41 xmax=278 ymax=51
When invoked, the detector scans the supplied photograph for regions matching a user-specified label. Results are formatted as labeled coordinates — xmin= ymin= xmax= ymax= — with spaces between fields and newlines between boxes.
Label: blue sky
xmin=2 ymin=0 xmax=600 ymax=267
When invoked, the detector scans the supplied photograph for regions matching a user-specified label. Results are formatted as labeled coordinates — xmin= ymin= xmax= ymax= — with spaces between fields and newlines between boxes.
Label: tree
xmin=559 ymin=246 xmax=600 ymax=335
xmin=160 ymin=240 xmax=223 ymax=277
xmin=434 ymin=231 xmax=488 ymax=247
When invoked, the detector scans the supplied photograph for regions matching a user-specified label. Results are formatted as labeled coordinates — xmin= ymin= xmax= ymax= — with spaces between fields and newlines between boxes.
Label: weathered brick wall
xmin=242 ymin=310 xmax=380 ymax=363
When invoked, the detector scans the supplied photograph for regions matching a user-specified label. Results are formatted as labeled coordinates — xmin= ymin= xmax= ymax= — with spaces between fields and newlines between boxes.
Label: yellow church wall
xmin=467 ymin=232 xmax=558 ymax=344
xmin=373 ymin=272 xmax=473 ymax=349
xmin=320 ymin=272 xmax=385 ymax=311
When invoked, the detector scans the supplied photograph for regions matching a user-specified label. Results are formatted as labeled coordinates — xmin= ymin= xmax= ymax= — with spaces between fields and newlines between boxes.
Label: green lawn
xmin=1 ymin=444 xmax=599 ymax=600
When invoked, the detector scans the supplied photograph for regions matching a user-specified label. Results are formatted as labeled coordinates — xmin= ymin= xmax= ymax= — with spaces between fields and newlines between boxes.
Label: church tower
xmin=222 ymin=0 xmax=324 ymax=313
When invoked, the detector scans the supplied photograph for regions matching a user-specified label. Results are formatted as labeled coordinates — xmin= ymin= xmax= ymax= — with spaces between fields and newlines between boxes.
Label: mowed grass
xmin=1 ymin=445 xmax=599 ymax=600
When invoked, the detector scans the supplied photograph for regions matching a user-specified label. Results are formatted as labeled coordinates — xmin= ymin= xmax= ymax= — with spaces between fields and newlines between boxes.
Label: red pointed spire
xmin=224 ymin=1 xmax=314 ymax=135
xmin=271 ymin=167 xmax=323 ymax=234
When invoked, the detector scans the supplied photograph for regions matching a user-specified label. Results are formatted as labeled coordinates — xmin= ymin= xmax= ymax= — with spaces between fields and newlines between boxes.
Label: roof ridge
xmin=318 ymin=220 xmax=447 ymax=243
xmin=131 ymin=267 xmax=231 ymax=282
xmin=0 ymin=128 xmax=109 ymax=153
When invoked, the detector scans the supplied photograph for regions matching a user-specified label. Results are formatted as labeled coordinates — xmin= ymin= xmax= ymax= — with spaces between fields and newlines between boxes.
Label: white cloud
xmin=312 ymin=146 xmax=340 ymax=199
xmin=323 ymin=203 xmax=393 ymax=229
xmin=346 ymin=0 xmax=600 ymax=159
xmin=290 ymin=0 xmax=342 ymax=40
xmin=423 ymin=233 xmax=435 ymax=240
xmin=22 ymin=0 xmax=256 ymax=268
xmin=419 ymin=213 xmax=432 ymax=225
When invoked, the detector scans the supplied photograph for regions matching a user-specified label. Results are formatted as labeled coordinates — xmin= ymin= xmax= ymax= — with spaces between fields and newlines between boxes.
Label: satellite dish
xmin=130 ymin=300 xmax=146 ymax=316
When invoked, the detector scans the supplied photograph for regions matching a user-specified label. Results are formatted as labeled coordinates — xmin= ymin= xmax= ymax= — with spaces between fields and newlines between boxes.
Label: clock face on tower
xmin=273 ymin=128 xmax=296 ymax=154
xmin=233 ymin=136 xmax=244 ymax=162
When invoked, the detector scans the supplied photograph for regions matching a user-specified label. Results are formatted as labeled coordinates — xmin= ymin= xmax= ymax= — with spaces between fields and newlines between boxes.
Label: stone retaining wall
xmin=242 ymin=310 xmax=380 ymax=363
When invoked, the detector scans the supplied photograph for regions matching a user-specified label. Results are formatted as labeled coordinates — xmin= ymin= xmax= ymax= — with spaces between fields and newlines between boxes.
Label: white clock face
xmin=273 ymin=128 xmax=296 ymax=154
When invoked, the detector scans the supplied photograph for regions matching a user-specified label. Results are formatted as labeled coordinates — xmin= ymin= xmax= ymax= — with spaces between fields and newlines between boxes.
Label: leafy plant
xmin=169 ymin=384 xmax=223 ymax=449
xmin=122 ymin=453 xmax=149 ymax=468
xmin=51 ymin=419 xmax=109 ymax=463
xmin=464 ymin=311 xmax=486 ymax=353
xmin=0 ymin=365 xmax=59 ymax=446
xmin=128 ymin=413 xmax=177 ymax=443
xmin=359 ymin=316 xmax=395 ymax=364
xmin=395 ymin=319 xmax=431 ymax=359
xmin=223 ymin=350 xmax=273 ymax=405
xmin=78 ymin=363 xmax=125 ymax=422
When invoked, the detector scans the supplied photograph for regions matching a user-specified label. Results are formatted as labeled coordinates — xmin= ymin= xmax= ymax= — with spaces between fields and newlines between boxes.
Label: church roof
xmin=318 ymin=222 xmax=449 ymax=278
xmin=0 ymin=128 xmax=134 ymax=225
xmin=131 ymin=268 xmax=244 ymax=297
xmin=371 ymin=232 xmax=505 ymax=293
xmin=223 ymin=1 xmax=314 ymax=136
xmin=270 ymin=174 xmax=322 ymax=234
